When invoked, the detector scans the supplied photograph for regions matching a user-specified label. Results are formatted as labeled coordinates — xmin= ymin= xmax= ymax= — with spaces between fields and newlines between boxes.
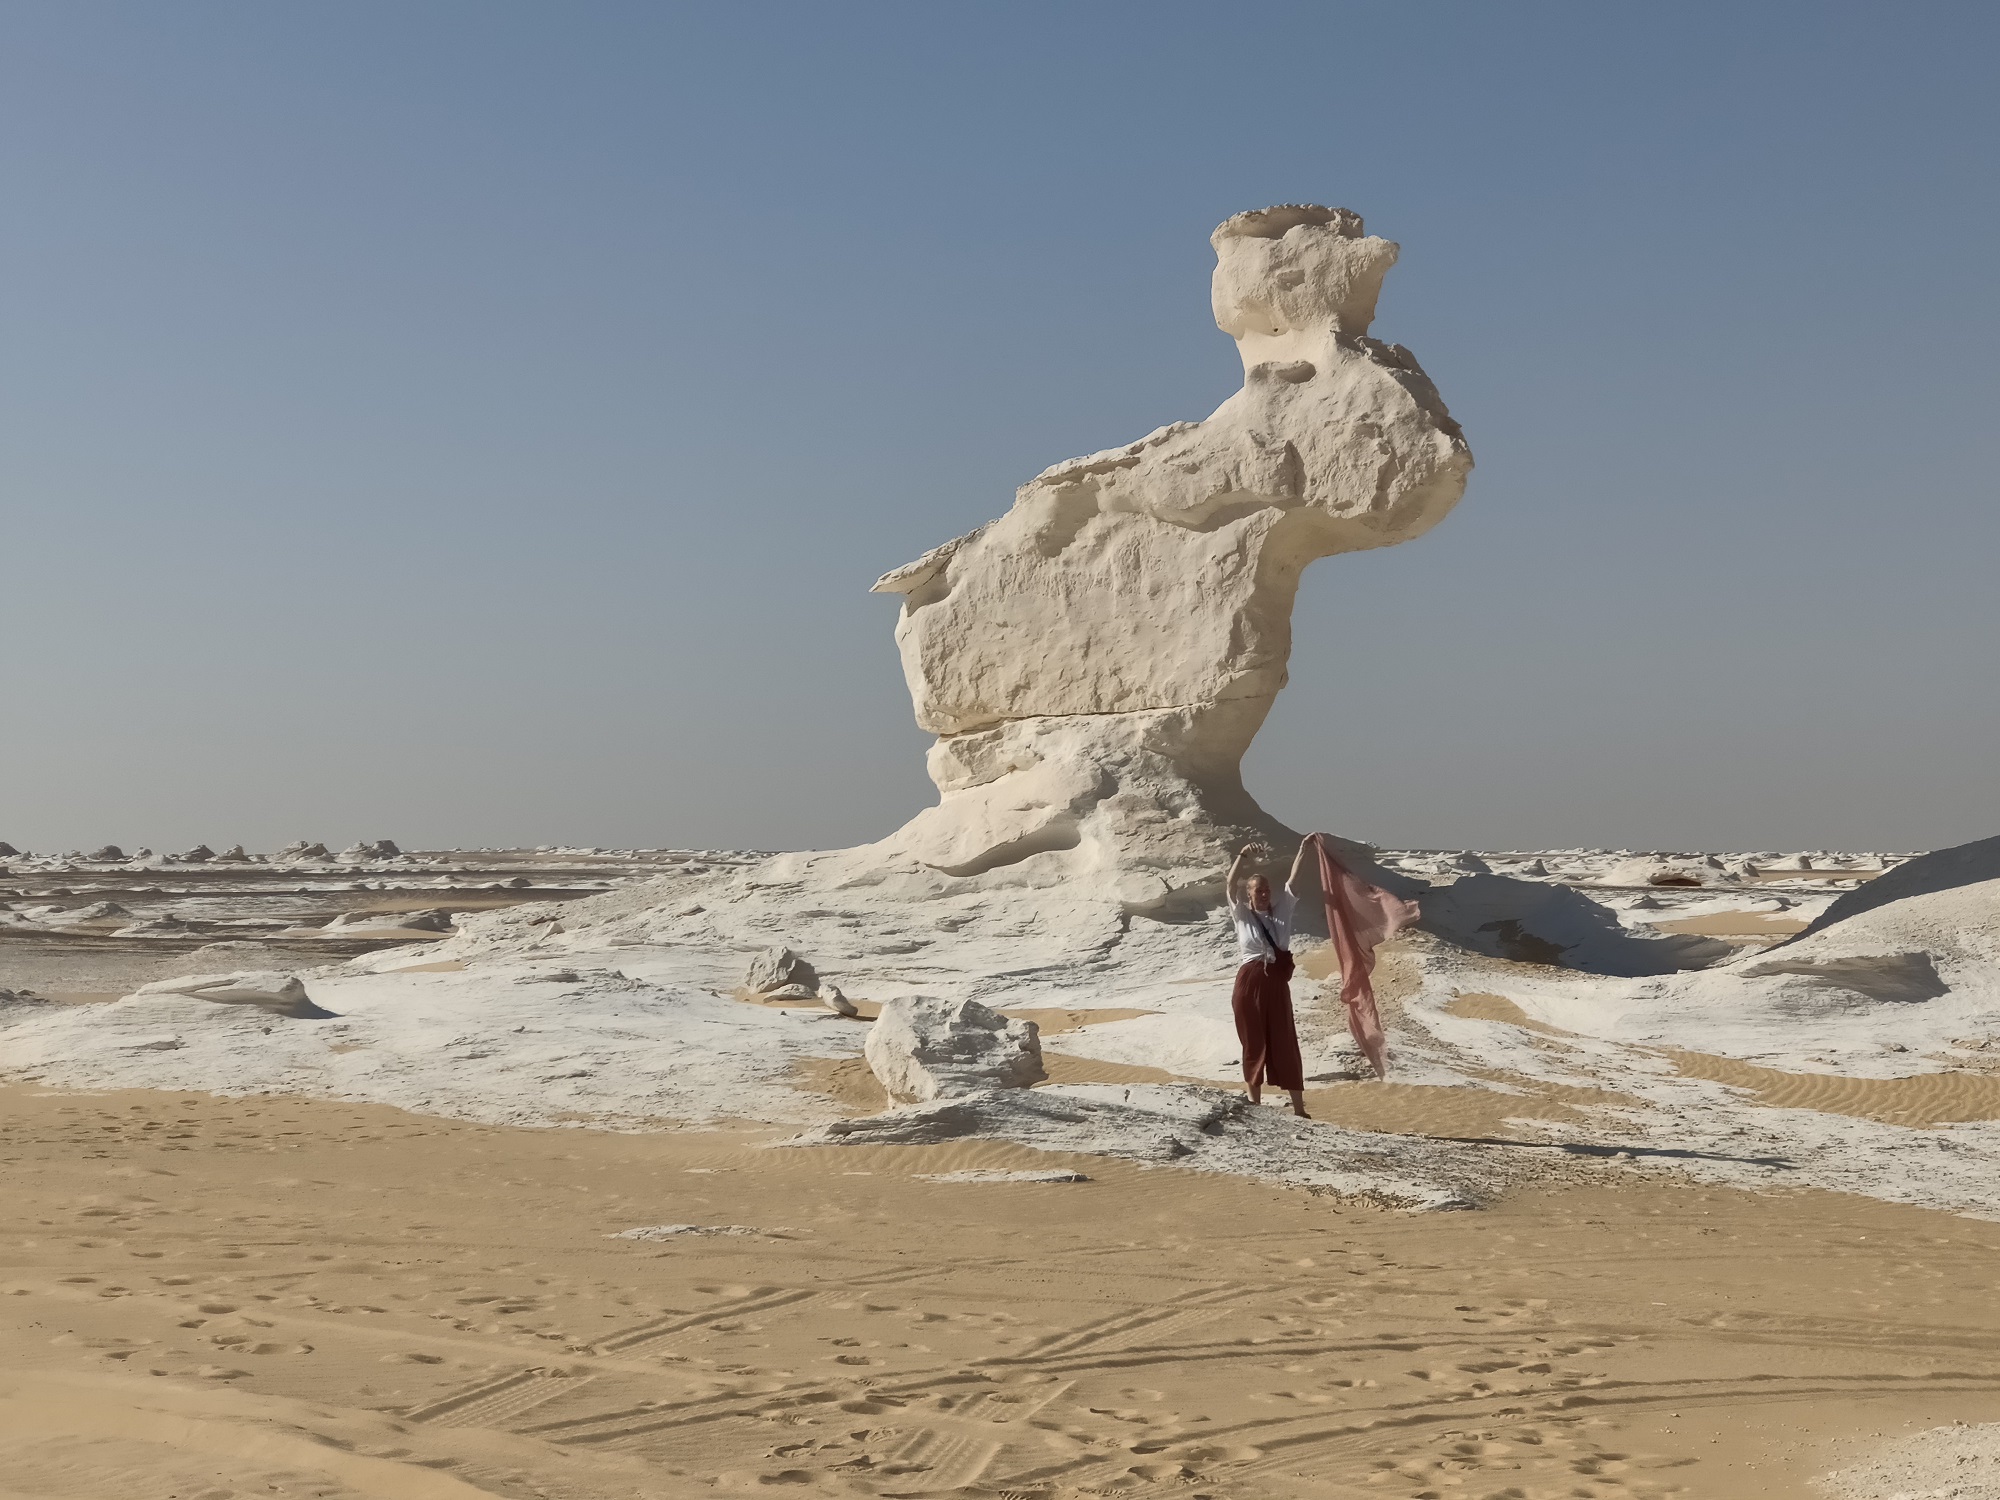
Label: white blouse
xmin=1229 ymin=888 xmax=1298 ymax=963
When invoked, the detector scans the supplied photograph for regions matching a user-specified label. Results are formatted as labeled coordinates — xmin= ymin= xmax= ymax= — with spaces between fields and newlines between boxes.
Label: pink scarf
xmin=1310 ymin=833 xmax=1421 ymax=1079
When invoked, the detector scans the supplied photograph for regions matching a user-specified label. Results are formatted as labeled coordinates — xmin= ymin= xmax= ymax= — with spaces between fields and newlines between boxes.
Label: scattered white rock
xmin=818 ymin=984 xmax=859 ymax=1017
xmin=1817 ymin=1420 xmax=2000 ymax=1500
xmin=864 ymin=996 xmax=1045 ymax=1102
xmin=609 ymin=1224 xmax=763 ymax=1240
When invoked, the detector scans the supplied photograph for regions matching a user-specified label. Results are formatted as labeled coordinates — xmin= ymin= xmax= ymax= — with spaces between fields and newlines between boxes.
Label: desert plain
xmin=5 ymin=838 xmax=2000 ymax=1500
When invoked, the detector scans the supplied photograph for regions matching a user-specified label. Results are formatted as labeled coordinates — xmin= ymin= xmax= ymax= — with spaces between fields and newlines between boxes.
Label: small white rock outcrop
xmin=131 ymin=971 xmax=329 ymax=1020
xmin=863 ymin=996 xmax=1045 ymax=1102
xmin=745 ymin=946 xmax=818 ymax=995
xmin=324 ymin=907 xmax=453 ymax=933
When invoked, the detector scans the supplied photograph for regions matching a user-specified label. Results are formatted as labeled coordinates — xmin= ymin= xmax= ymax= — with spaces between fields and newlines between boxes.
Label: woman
xmin=1226 ymin=837 xmax=1313 ymax=1117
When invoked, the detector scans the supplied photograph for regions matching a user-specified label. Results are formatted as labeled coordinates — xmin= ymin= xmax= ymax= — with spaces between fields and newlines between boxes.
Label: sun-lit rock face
xmin=869 ymin=206 xmax=1472 ymax=888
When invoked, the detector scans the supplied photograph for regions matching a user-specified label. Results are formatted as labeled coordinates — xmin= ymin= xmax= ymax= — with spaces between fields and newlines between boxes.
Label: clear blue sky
xmin=3 ymin=2 xmax=1994 ymax=855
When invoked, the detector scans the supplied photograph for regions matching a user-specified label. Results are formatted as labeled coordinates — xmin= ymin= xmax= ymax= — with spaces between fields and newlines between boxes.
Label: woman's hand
xmin=1287 ymin=836 xmax=1313 ymax=892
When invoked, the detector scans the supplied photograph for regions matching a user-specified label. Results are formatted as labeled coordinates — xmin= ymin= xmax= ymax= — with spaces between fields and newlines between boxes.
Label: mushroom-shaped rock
xmin=131 ymin=970 xmax=331 ymax=1020
xmin=864 ymin=996 xmax=1045 ymax=1102
xmin=175 ymin=844 xmax=216 ymax=863
xmin=0 ymin=842 xmax=19 ymax=857
xmin=87 ymin=845 xmax=125 ymax=862
xmin=867 ymin=204 xmax=1470 ymax=880
xmin=274 ymin=841 xmax=331 ymax=862
xmin=745 ymin=946 xmax=818 ymax=995
xmin=211 ymin=845 xmax=252 ymax=862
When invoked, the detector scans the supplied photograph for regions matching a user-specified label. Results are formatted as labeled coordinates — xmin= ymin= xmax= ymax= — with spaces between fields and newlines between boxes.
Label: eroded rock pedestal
xmin=868 ymin=206 xmax=1471 ymax=895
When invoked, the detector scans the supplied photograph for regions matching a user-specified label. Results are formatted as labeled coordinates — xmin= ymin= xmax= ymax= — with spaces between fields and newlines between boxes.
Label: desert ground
xmin=7 ymin=1085 xmax=2000 ymax=1500
xmin=5 ymin=841 xmax=2000 ymax=1498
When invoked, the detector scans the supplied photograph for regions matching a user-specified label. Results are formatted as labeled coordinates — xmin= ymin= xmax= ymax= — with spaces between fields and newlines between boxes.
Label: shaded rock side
xmin=869 ymin=205 xmax=1471 ymax=882
xmin=1784 ymin=833 xmax=2000 ymax=946
xmin=864 ymin=996 xmax=1046 ymax=1102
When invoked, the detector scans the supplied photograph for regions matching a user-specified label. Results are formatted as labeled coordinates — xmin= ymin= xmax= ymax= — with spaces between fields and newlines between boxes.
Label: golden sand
xmin=1666 ymin=1050 xmax=2000 ymax=1128
xmin=4 ymin=1083 xmax=1998 ymax=1499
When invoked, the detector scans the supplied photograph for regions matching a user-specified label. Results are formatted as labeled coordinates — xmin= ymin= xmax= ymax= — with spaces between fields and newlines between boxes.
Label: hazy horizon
xmin=4 ymin=2 xmax=1995 ymax=857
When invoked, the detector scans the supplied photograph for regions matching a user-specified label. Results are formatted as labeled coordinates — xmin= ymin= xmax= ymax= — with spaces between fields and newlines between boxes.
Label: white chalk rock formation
xmin=131 ymin=971 xmax=329 ymax=1020
xmin=870 ymin=205 xmax=1470 ymax=882
xmin=864 ymin=996 xmax=1046 ymax=1102
xmin=323 ymin=908 xmax=453 ymax=933
xmin=745 ymin=946 xmax=819 ymax=995
xmin=1600 ymin=855 xmax=1739 ymax=888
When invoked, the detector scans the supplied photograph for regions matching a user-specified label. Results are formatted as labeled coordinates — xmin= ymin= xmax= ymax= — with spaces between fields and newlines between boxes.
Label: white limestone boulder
xmin=745 ymin=946 xmax=818 ymax=995
xmin=864 ymin=996 xmax=1045 ymax=1102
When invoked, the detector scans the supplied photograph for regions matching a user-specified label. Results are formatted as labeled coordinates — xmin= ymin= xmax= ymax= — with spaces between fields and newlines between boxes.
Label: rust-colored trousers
xmin=1232 ymin=958 xmax=1304 ymax=1093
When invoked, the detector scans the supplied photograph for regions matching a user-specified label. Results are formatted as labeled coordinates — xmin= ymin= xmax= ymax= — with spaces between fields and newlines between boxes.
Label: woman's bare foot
xmin=1287 ymin=1090 xmax=1309 ymax=1118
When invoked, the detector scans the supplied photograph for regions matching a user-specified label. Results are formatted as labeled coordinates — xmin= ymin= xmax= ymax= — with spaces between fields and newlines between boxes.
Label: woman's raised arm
xmin=1286 ymin=834 xmax=1315 ymax=894
xmin=1227 ymin=842 xmax=1265 ymax=904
